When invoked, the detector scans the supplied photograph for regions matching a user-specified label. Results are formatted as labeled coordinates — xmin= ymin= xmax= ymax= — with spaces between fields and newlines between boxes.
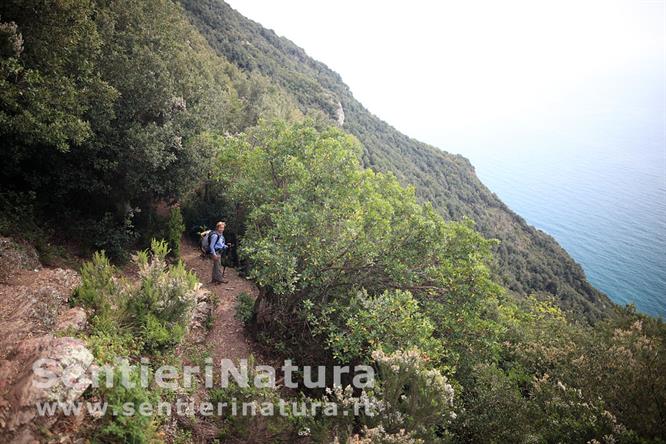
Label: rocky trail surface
xmin=0 ymin=238 xmax=91 ymax=443
xmin=180 ymin=241 xmax=263 ymax=364
xmin=167 ymin=240 xmax=280 ymax=443
xmin=0 ymin=237 xmax=276 ymax=443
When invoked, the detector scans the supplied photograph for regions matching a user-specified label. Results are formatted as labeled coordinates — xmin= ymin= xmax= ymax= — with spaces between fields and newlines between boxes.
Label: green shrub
xmin=88 ymin=212 xmax=139 ymax=264
xmin=307 ymin=290 xmax=444 ymax=364
xmin=70 ymin=241 xmax=203 ymax=443
xmin=71 ymin=251 xmax=118 ymax=314
xmin=73 ymin=239 xmax=197 ymax=357
xmin=123 ymin=239 xmax=197 ymax=352
xmin=94 ymin=367 xmax=160 ymax=444
xmin=166 ymin=207 xmax=185 ymax=259
xmin=234 ymin=292 xmax=255 ymax=325
xmin=140 ymin=312 xmax=185 ymax=351
xmin=370 ymin=348 xmax=455 ymax=442
xmin=85 ymin=330 xmax=141 ymax=363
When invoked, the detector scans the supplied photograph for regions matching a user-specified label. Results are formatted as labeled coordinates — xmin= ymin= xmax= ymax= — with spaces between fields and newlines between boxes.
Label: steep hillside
xmin=179 ymin=0 xmax=612 ymax=321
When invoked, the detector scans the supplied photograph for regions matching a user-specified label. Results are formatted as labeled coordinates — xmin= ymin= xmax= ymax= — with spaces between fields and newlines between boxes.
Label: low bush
xmin=73 ymin=239 xmax=197 ymax=356
xmin=370 ymin=348 xmax=455 ymax=441
xmin=71 ymin=251 xmax=118 ymax=313
xmin=124 ymin=240 xmax=197 ymax=352
xmin=94 ymin=367 xmax=161 ymax=444
xmin=234 ymin=292 xmax=255 ymax=325
xmin=166 ymin=207 xmax=185 ymax=259
xmin=71 ymin=240 xmax=201 ymax=442
xmin=306 ymin=290 xmax=444 ymax=364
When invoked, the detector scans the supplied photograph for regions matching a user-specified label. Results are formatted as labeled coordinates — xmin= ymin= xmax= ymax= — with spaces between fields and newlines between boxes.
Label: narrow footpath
xmin=180 ymin=240 xmax=262 ymax=364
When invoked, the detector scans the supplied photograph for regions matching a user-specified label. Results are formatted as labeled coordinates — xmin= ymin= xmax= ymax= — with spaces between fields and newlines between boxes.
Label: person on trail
xmin=209 ymin=221 xmax=230 ymax=284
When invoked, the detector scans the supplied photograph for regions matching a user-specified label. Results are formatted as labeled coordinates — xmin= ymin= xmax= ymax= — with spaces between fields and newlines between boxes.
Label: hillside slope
xmin=179 ymin=0 xmax=612 ymax=321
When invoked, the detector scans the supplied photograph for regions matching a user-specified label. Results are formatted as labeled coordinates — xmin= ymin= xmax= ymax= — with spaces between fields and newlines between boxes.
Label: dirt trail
xmin=180 ymin=240 xmax=264 ymax=364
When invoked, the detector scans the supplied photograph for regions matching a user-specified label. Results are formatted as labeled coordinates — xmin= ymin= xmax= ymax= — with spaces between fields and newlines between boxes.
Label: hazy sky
xmin=225 ymin=0 xmax=665 ymax=154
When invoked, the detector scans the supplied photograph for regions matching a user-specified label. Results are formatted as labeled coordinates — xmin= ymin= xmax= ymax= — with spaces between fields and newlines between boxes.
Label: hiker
xmin=209 ymin=221 xmax=230 ymax=284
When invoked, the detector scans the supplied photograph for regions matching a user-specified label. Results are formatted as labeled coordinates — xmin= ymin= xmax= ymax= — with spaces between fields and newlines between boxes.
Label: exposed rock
xmin=0 ymin=268 xmax=81 ymax=359
xmin=335 ymin=100 xmax=345 ymax=126
xmin=1 ymin=336 xmax=93 ymax=433
xmin=187 ymin=285 xmax=213 ymax=342
xmin=55 ymin=307 xmax=87 ymax=333
xmin=0 ymin=237 xmax=40 ymax=283
xmin=0 ymin=256 xmax=86 ymax=440
xmin=8 ymin=427 xmax=40 ymax=444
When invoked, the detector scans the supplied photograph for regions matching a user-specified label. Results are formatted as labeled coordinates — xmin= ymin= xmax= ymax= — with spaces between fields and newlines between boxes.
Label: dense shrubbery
xmin=2 ymin=1 xmax=664 ymax=441
xmin=0 ymin=0 xmax=295 ymax=258
xmin=213 ymin=122 xmax=498 ymax=365
xmin=306 ymin=290 xmax=443 ymax=364
xmin=71 ymin=240 xmax=198 ymax=442
xmin=74 ymin=239 xmax=197 ymax=354
xmin=179 ymin=0 xmax=611 ymax=322
xmin=166 ymin=207 xmax=186 ymax=259
xmin=206 ymin=120 xmax=665 ymax=442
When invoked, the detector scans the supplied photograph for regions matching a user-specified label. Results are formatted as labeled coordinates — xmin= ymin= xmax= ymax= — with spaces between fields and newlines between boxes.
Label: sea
xmin=445 ymin=74 xmax=666 ymax=318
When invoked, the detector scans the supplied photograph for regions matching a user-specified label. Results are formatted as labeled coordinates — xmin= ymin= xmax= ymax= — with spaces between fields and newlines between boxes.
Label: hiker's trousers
xmin=211 ymin=252 xmax=225 ymax=282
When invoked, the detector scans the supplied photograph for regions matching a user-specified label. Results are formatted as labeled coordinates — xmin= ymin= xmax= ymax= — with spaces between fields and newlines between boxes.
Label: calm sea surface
xmin=448 ymin=75 xmax=666 ymax=318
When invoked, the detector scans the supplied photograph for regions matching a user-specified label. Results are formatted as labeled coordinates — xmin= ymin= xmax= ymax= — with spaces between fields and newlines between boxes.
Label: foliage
xmin=70 ymin=240 xmax=201 ymax=441
xmin=449 ymin=298 xmax=666 ymax=443
xmin=370 ymin=348 xmax=455 ymax=442
xmin=71 ymin=251 xmax=118 ymax=314
xmin=73 ymin=239 xmax=196 ymax=357
xmin=181 ymin=182 xmax=232 ymax=240
xmin=318 ymin=349 xmax=454 ymax=444
xmin=166 ymin=207 xmax=185 ymax=259
xmin=0 ymin=0 xmax=113 ymax=153
xmin=212 ymin=121 xmax=499 ymax=368
xmin=88 ymin=211 xmax=140 ymax=263
xmin=208 ymin=120 xmax=665 ymax=442
xmin=307 ymin=290 xmax=443 ymax=364
xmin=124 ymin=239 xmax=197 ymax=352
xmin=94 ymin=367 xmax=161 ymax=444
xmin=0 ymin=0 xmax=297 ymax=258
xmin=180 ymin=0 xmax=612 ymax=321
xmin=234 ymin=292 xmax=255 ymax=325
xmin=211 ymin=120 xmax=495 ymax=438
xmin=508 ymin=304 xmax=666 ymax=440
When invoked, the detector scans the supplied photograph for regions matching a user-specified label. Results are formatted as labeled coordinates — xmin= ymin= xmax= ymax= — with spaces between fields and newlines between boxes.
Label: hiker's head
xmin=216 ymin=221 xmax=226 ymax=232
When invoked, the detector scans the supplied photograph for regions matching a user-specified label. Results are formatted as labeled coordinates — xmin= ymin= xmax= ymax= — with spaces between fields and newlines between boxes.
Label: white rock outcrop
xmin=335 ymin=100 xmax=345 ymax=126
